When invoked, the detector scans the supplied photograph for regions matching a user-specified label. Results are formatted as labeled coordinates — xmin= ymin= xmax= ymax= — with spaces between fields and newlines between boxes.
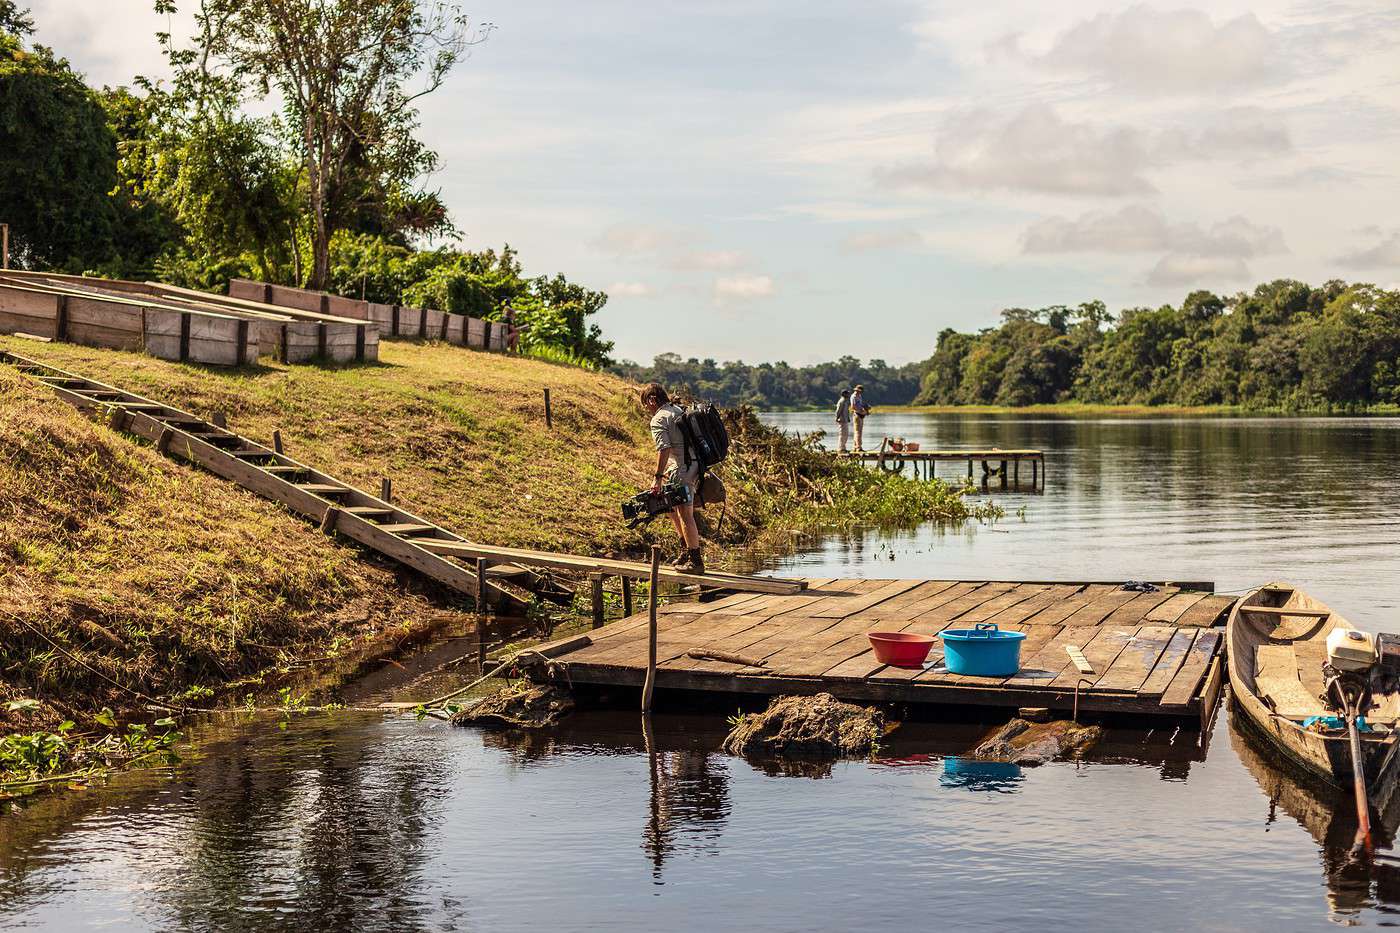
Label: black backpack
xmin=678 ymin=403 xmax=729 ymax=469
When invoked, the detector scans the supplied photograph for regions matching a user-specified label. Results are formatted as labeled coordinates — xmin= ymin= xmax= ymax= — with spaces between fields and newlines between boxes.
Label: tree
xmin=0 ymin=33 xmax=119 ymax=270
xmin=0 ymin=1 xmax=33 ymax=37
xmin=164 ymin=0 xmax=489 ymax=289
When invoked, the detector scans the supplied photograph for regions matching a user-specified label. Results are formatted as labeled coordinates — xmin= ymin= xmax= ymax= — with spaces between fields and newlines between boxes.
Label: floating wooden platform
xmin=3 ymin=352 xmax=801 ymax=613
xmin=534 ymin=579 xmax=1235 ymax=726
xmin=847 ymin=447 xmax=1045 ymax=489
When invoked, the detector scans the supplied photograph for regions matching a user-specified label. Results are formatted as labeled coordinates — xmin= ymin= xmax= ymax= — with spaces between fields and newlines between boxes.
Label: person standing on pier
xmin=851 ymin=384 xmax=870 ymax=452
xmin=639 ymin=383 xmax=705 ymax=573
xmin=834 ymin=389 xmax=852 ymax=454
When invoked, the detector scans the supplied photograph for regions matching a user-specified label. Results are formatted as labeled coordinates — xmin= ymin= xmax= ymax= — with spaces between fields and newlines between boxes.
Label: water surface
xmin=3 ymin=412 xmax=1400 ymax=931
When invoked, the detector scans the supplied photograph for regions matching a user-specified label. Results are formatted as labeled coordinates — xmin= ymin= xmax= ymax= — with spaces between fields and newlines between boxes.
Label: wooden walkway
xmin=3 ymin=352 xmax=803 ymax=613
xmin=847 ymin=447 xmax=1045 ymax=488
xmin=535 ymin=579 xmax=1235 ymax=725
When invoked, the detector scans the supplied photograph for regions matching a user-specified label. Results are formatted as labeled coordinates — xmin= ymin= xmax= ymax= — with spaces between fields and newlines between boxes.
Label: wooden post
xmin=212 ymin=411 xmax=227 ymax=428
xmin=622 ymin=576 xmax=634 ymax=616
xmin=641 ymin=545 xmax=661 ymax=713
xmin=380 ymin=477 xmax=392 ymax=502
xmin=54 ymin=294 xmax=69 ymax=341
xmin=179 ymin=313 xmax=191 ymax=362
xmin=1014 ymin=459 xmax=1020 ymax=486
xmin=544 ymin=388 xmax=553 ymax=429
xmin=272 ymin=430 xmax=283 ymax=454
xmin=1 ymin=222 xmax=7 ymax=269
xmin=320 ymin=506 xmax=340 ymax=534
xmin=590 ymin=572 xmax=606 ymax=629
xmin=475 ymin=557 xmax=488 ymax=617
xmin=1033 ymin=457 xmax=1038 ymax=489
xmin=967 ymin=458 xmax=973 ymax=481
xmin=1001 ymin=459 xmax=1008 ymax=490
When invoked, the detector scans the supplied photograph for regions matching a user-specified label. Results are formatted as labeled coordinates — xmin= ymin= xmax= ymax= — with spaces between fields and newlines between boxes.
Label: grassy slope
xmin=1 ymin=337 xmax=660 ymax=555
xmin=0 ymin=363 xmax=471 ymax=733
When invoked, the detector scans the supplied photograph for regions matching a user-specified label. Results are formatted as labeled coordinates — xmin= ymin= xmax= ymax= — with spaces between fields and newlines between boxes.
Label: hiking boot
xmin=676 ymin=548 xmax=705 ymax=574
xmin=670 ymin=551 xmax=691 ymax=569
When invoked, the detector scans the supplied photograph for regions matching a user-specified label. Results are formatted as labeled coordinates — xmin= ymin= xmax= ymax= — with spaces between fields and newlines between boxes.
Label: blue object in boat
xmin=1301 ymin=714 xmax=1371 ymax=732
xmin=939 ymin=623 xmax=1027 ymax=676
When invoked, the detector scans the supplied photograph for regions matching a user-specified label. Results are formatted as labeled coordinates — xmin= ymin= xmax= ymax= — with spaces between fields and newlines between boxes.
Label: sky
xmin=25 ymin=0 xmax=1400 ymax=365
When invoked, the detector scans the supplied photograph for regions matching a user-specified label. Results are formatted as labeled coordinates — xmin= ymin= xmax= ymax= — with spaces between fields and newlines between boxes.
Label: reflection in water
xmin=1230 ymin=705 xmax=1400 ymax=923
xmin=939 ymin=757 xmax=1025 ymax=793
xmin=640 ymin=715 xmax=731 ymax=879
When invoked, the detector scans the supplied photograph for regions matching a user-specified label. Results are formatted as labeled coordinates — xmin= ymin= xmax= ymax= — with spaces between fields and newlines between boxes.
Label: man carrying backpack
xmin=851 ymin=384 xmax=871 ymax=451
xmin=639 ymin=382 xmax=704 ymax=573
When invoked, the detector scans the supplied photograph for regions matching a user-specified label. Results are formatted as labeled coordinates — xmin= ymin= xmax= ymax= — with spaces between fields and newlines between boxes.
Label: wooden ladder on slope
xmin=2 ymin=351 xmax=533 ymax=613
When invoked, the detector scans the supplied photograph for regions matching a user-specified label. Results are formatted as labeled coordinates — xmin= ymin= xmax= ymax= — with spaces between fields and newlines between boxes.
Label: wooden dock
xmin=848 ymin=447 xmax=1045 ymax=489
xmin=533 ymin=579 xmax=1234 ymax=726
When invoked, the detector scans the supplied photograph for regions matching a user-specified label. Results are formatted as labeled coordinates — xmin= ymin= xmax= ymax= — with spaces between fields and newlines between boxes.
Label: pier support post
xmin=1014 ymin=460 xmax=1019 ymax=486
xmin=475 ymin=557 xmax=489 ymax=668
xmin=622 ymin=576 xmax=634 ymax=616
xmin=968 ymin=459 xmax=973 ymax=481
xmin=590 ymin=572 xmax=606 ymax=629
xmin=380 ymin=477 xmax=392 ymax=503
xmin=272 ymin=430 xmax=283 ymax=454
xmin=642 ymin=546 xmax=661 ymax=713
xmin=1001 ymin=460 xmax=1008 ymax=490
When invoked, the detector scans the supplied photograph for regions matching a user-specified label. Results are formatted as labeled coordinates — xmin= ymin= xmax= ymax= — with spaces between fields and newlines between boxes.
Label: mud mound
xmin=722 ymin=693 xmax=885 ymax=758
xmin=453 ymin=683 xmax=575 ymax=729
xmin=972 ymin=718 xmax=1102 ymax=765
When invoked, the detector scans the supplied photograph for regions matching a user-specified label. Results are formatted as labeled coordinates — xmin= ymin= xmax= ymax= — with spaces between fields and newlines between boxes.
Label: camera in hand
xmin=621 ymin=480 xmax=691 ymax=528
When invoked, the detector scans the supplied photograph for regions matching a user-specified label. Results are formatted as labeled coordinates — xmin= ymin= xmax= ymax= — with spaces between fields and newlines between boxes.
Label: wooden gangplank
xmin=3 ymin=352 xmax=804 ymax=610
xmin=532 ymin=579 xmax=1234 ymax=725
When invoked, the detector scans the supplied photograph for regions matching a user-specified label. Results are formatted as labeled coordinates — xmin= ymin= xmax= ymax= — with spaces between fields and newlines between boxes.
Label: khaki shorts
xmin=668 ymin=463 xmax=701 ymax=494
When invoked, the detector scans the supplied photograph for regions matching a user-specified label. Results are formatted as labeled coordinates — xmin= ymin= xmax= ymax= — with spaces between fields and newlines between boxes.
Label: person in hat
xmin=834 ymin=389 xmax=852 ymax=454
xmin=851 ymin=384 xmax=871 ymax=451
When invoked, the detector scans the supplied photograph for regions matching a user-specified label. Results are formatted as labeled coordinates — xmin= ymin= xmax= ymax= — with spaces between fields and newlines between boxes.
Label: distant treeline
xmin=620 ymin=279 xmax=1400 ymax=411
xmin=611 ymin=354 xmax=927 ymax=408
xmin=919 ymin=280 xmax=1400 ymax=409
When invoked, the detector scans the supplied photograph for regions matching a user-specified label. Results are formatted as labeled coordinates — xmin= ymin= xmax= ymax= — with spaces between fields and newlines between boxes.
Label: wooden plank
xmin=1254 ymin=643 xmax=1320 ymax=720
xmin=870 ymin=584 xmax=1020 ymax=682
xmin=1102 ymin=589 xmax=1178 ymax=626
xmin=1004 ymin=625 xmax=1100 ymax=687
xmin=984 ymin=584 xmax=1082 ymax=625
xmin=1063 ymin=589 xmax=1139 ymax=626
xmin=810 ymin=579 xmax=924 ymax=617
xmin=721 ymin=578 xmax=853 ymax=618
xmin=764 ymin=578 xmax=886 ymax=617
xmin=861 ymin=580 xmax=959 ymax=617
xmin=1137 ymin=628 xmax=1198 ymax=697
xmin=1175 ymin=595 xmax=1236 ymax=628
xmin=1094 ymin=625 xmax=1175 ymax=693
xmin=1160 ymin=629 xmax=1222 ymax=707
xmin=1066 ymin=645 xmax=1093 ymax=673
xmin=677 ymin=614 xmax=850 ymax=674
xmin=1048 ymin=627 xmax=1138 ymax=689
xmin=1240 ymin=606 xmax=1330 ymax=619
xmin=820 ymin=584 xmax=989 ymax=680
xmin=659 ymin=591 xmax=766 ymax=616
xmin=1021 ymin=584 xmax=1116 ymax=626
xmin=1144 ymin=592 xmax=1207 ymax=623
xmin=414 ymin=538 xmax=804 ymax=595
xmin=957 ymin=583 xmax=1051 ymax=624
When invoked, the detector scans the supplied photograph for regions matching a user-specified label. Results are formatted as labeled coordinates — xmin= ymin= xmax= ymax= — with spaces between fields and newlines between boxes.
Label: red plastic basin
xmin=867 ymin=632 xmax=936 ymax=668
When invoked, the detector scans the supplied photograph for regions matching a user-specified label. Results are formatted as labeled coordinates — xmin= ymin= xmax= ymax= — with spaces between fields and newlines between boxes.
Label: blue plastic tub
xmin=939 ymin=623 xmax=1027 ymax=676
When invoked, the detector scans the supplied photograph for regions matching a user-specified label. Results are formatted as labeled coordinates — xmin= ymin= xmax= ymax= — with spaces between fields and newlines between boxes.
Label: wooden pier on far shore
xmin=846 ymin=446 xmax=1045 ymax=489
xmin=533 ymin=580 xmax=1234 ymax=728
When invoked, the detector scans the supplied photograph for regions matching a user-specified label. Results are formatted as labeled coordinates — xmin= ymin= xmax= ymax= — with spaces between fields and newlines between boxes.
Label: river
xmin=3 ymin=412 xmax=1399 ymax=931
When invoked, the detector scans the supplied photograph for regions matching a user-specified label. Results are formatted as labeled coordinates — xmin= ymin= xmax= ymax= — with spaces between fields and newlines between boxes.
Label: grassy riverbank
xmin=0 ymin=336 xmax=992 ymax=780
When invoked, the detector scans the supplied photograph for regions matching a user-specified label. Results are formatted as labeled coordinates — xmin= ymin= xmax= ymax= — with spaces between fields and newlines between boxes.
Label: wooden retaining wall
xmin=236 ymin=278 xmax=504 ymax=352
xmin=0 ymin=280 xmax=257 ymax=366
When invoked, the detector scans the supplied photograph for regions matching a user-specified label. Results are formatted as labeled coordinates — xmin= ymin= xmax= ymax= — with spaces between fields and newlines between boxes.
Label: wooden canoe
xmin=1226 ymin=583 xmax=1400 ymax=797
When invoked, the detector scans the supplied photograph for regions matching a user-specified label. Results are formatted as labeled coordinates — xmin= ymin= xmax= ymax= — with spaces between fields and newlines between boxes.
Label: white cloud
xmin=1146 ymin=254 xmax=1251 ymax=287
xmin=590 ymin=224 xmax=687 ymax=257
xmin=876 ymin=104 xmax=1156 ymax=196
xmin=1024 ymin=206 xmax=1286 ymax=259
xmin=1026 ymin=6 xmax=1281 ymax=94
xmin=670 ymin=250 xmax=749 ymax=271
xmin=1337 ymin=231 xmax=1400 ymax=269
xmin=874 ymin=104 xmax=1290 ymax=198
xmin=713 ymin=275 xmax=775 ymax=302
xmin=607 ymin=281 xmax=653 ymax=298
xmin=840 ymin=228 xmax=923 ymax=254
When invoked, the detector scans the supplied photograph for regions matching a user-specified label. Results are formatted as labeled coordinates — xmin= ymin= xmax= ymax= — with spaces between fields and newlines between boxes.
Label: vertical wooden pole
xmin=1014 ymin=459 xmax=1020 ymax=487
xmin=1 ymin=223 xmax=8 ymax=269
xmin=622 ymin=576 xmax=634 ymax=616
xmin=642 ymin=545 xmax=661 ymax=713
xmin=590 ymin=572 xmax=606 ymax=629
xmin=1000 ymin=460 xmax=1008 ymax=490
xmin=272 ymin=430 xmax=283 ymax=454
xmin=967 ymin=458 xmax=973 ymax=481
xmin=544 ymin=388 xmax=553 ymax=429
xmin=212 ymin=411 xmax=227 ymax=428
xmin=380 ymin=477 xmax=392 ymax=502
xmin=475 ymin=557 xmax=488 ymax=618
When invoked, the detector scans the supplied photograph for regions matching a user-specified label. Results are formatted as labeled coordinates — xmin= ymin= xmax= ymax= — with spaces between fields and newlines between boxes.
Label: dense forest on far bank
xmin=610 ymin=355 xmax=928 ymax=408
xmin=621 ymin=279 xmax=1400 ymax=411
